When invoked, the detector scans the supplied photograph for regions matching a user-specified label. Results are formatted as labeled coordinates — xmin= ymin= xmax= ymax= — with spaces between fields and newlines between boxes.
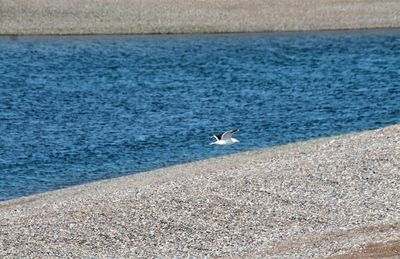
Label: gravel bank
xmin=1 ymin=124 xmax=399 ymax=257
xmin=1 ymin=0 xmax=400 ymax=35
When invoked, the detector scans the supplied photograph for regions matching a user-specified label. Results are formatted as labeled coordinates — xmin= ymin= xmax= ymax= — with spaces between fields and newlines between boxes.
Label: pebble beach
xmin=1 ymin=0 xmax=400 ymax=35
xmin=1 ymin=125 xmax=399 ymax=257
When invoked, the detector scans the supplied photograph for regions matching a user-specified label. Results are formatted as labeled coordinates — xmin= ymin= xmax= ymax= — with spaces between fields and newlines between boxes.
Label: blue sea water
xmin=0 ymin=30 xmax=399 ymax=201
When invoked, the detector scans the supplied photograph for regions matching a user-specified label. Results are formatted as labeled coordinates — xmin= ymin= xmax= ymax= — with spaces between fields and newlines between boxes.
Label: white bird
xmin=210 ymin=130 xmax=240 ymax=145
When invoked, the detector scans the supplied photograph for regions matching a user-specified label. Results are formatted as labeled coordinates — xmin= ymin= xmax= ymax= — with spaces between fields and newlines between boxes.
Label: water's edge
xmin=1 ymin=124 xmax=397 ymax=205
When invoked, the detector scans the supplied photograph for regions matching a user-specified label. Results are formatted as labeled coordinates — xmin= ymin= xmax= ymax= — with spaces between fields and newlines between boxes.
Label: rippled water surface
xmin=1 ymin=30 xmax=399 ymax=201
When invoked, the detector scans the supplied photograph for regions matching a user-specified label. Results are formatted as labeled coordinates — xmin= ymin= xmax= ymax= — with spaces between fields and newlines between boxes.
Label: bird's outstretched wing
xmin=221 ymin=130 xmax=240 ymax=140
xmin=212 ymin=135 xmax=221 ymax=141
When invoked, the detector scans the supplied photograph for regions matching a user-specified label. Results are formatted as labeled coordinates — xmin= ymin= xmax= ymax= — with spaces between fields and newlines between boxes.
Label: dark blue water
xmin=1 ymin=30 xmax=399 ymax=201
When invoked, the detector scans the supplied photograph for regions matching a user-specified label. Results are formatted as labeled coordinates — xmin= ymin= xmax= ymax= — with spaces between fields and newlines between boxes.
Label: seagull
xmin=210 ymin=130 xmax=240 ymax=145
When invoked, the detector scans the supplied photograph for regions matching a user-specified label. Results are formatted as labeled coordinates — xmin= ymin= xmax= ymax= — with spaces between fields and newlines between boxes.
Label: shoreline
xmin=1 ymin=27 xmax=400 ymax=38
xmin=0 ymin=124 xmax=395 ymax=205
xmin=1 ymin=124 xmax=399 ymax=257
xmin=1 ymin=0 xmax=400 ymax=35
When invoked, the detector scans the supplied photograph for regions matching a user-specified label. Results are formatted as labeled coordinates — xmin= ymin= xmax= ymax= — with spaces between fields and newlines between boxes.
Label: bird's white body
xmin=211 ymin=138 xmax=240 ymax=145
xmin=210 ymin=130 xmax=240 ymax=145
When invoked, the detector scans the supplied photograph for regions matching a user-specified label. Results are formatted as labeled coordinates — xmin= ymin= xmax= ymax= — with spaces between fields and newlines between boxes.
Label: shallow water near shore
xmin=1 ymin=30 xmax=399 ymax=201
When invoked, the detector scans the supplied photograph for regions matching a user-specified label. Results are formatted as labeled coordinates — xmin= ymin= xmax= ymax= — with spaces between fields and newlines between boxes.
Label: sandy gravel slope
xmin=1 ymin=0 xmax=400 ymax=35
xmin=0 ymin=124 xmax=399 ymax=257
